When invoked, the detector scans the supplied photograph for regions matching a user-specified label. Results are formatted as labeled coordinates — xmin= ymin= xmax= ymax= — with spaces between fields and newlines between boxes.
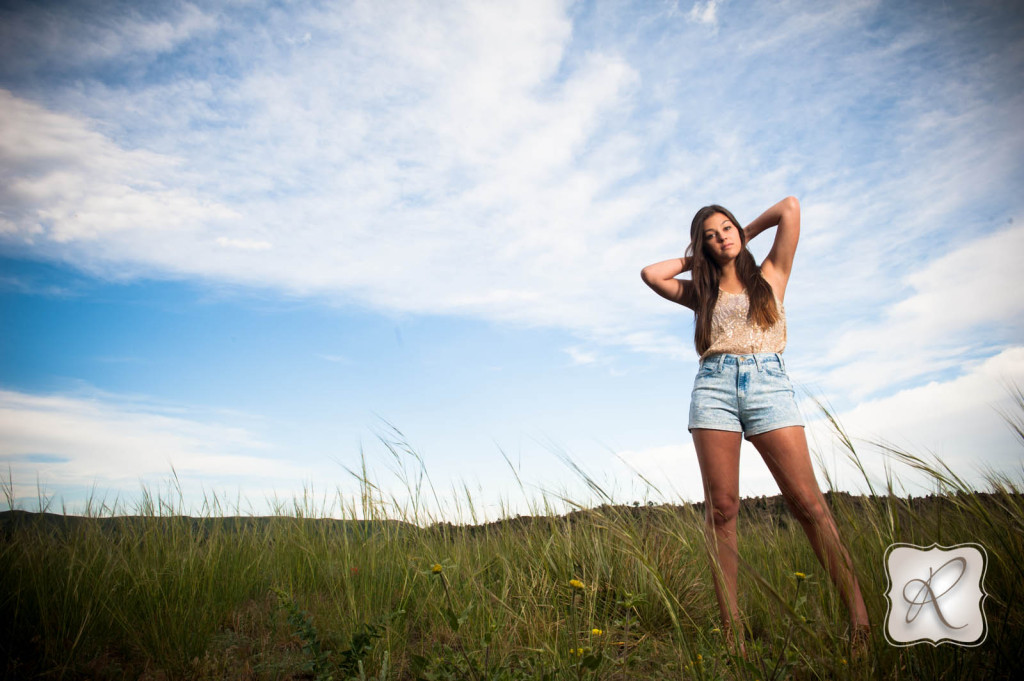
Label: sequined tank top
xmin=700 ymin=289 xmax=787 ymax=359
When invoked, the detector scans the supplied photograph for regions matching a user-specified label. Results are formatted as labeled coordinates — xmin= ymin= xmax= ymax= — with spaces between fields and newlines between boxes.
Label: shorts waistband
xmin=701 ymin=352 xmax=786 ymax=372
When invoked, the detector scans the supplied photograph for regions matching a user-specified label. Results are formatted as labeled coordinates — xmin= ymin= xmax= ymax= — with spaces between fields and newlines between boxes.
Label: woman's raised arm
xmin=641 ymin=256 xmax=696 ymax=309
xmin=744 ymin=196 xmax=800 ymax=295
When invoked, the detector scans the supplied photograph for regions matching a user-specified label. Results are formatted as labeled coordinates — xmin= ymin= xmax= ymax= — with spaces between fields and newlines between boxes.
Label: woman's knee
xmin=705 ymin=493 xmax=740 ymax=526
xmin=785 ymin=492 xmax=829 ymax=527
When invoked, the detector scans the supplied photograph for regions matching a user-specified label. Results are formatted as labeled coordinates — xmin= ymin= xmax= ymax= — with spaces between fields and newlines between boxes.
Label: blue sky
xmin=2 ymin=0 xmax=1022 ymax=519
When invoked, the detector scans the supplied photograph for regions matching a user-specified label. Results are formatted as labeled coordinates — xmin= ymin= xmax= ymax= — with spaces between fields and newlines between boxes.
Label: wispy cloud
xmin=0 ymin=273 xmax=77 ymax=297
xmin=799 ymin=219 xmax=1024 ymax=398
xmin=0 ymin=386 xmax=304 ymax=509
xmin=565 ymin=346 xmax=599 ymax=366
xmin=317 ymin=354 xmax=351 ymax=364
xmin=805 ymin=346 xmax=1024 ymax=495
xmin=0 ymin=89 xmax=239 ymax=251
xmin=215 ymin=237 xmax=272 ymax=251
xmin=687 ymin=1 xmax=724 ymax=27
xmin=0 ymin=1 xmax=217 ymax=77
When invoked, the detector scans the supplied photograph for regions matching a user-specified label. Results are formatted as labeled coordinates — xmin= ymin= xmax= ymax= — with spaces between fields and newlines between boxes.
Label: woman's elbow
xmin=783 ymin=196 xmax=800 ymax=212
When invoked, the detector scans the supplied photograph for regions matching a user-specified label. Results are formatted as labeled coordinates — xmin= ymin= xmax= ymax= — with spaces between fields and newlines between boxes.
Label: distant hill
xmin=0 ymin=509 xmax=416 ymax=540
xmin=2 ymin=491 xmax=1015 ymax=538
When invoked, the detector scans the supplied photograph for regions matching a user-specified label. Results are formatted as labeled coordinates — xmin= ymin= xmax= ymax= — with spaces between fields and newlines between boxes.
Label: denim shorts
xmin=687 ymin=353 xmax=804 ymax=438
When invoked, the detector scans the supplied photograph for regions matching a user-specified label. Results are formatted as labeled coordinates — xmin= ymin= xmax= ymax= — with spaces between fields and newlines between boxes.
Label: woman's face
xmin=701 ymin=212 xmax=742 ymax=263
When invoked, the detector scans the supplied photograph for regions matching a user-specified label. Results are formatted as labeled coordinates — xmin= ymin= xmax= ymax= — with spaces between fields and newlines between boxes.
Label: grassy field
xmin=3 ymin=415 xmax=1023 ymax=680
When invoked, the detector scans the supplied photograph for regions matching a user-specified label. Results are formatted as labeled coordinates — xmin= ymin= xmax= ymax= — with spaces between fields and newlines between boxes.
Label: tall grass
xmin=2 ymin=405 xmax=1023 ymax=680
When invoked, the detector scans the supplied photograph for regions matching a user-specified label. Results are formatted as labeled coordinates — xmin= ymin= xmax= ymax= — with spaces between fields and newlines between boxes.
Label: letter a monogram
xmin=884 ymin=543 xmax=988 ymax=646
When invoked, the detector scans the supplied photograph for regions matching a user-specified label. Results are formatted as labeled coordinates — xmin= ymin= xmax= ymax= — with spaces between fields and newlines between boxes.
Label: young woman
xmin=640 ymin=197 xmax=869 ymax=654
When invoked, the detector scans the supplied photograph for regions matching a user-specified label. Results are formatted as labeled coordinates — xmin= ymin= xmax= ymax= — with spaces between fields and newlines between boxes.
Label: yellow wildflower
xmin=591 ymin=628 xmax=603 ymax=636
xmin=569 ymin=578 xmax=585 ymax=590
xmin=431 ymin=563 xmax=443 ymax=574
xmin=794 ymin=571 xmax=807 ymax=581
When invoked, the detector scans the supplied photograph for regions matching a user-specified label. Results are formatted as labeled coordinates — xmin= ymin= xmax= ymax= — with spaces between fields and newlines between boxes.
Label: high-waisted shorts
xmin=687 ymin=353 xmax=804 ymax=439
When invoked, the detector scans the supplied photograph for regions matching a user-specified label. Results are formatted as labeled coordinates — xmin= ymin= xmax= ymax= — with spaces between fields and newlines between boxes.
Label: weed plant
xmin=2 ymin=404 xmax=1023 ymax=680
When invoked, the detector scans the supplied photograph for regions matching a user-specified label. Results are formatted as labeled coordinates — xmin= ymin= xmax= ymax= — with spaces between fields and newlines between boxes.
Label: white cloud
xmin=0 ymin=2 xmax=651 ymax=331
xmin=614 ymin=439 xmax=784 ymax=502
xmin=806 ymin=346 xmax=1024 ymax=495
xmin=616 ymin=347 xmax=1024 ymax=503
xmin=0 ymin=0 xmax=1021 ymax=404
xmin=687 ymin=1 xmax=723 ymax=27
xmin=216 ymin=237 xmax=272 ymax=251
xmin=889 ymin=223 xmax=1024 ymax=335
xmin=317 ymin=354 xmax=352 ymax=364
xmin=796 ymin=220 xmax=1024 ymax=399
xmin=736 ymin=0 xmax=879 ymax=56
xmin=0 ymin=89 xmax=240 ymax=247
xmin=614 ymin=442 xmax=699 ymax=500
xmin=565 ymin=346 xmax=599 ymax=366
xmin=0 ymin=387 xmax=317 ymax=511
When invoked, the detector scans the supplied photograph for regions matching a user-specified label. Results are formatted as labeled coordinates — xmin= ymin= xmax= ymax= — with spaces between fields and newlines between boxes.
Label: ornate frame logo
xmin=884 ymin=543 xmax=988 ymax=647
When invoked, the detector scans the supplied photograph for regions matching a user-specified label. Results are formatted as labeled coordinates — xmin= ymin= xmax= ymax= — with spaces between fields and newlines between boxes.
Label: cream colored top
xmin=700 ymin=289 xmax=787 ymax=359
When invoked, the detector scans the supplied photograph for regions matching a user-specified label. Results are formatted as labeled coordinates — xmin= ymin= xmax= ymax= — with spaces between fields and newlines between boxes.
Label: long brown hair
xmin=687 ymin=205 xmax=779 ymax=354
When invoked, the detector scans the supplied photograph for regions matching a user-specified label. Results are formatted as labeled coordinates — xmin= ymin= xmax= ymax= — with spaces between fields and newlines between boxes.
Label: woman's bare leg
xmin=692 ymin=429 xmax=744 ymax=647
xmin=748 ymin=426 xmax=870 ymax=635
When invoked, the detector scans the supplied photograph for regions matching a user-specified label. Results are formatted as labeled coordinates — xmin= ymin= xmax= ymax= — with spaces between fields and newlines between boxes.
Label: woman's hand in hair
xmin=641 ymin=257 xmax=696 ymax=309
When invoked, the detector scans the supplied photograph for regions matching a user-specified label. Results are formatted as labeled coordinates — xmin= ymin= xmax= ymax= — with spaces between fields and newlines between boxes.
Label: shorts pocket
xmin=764 ymin=371 xmax=795 ymax=395
xmin=696 ymin=363 xmax=717 ymax=378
